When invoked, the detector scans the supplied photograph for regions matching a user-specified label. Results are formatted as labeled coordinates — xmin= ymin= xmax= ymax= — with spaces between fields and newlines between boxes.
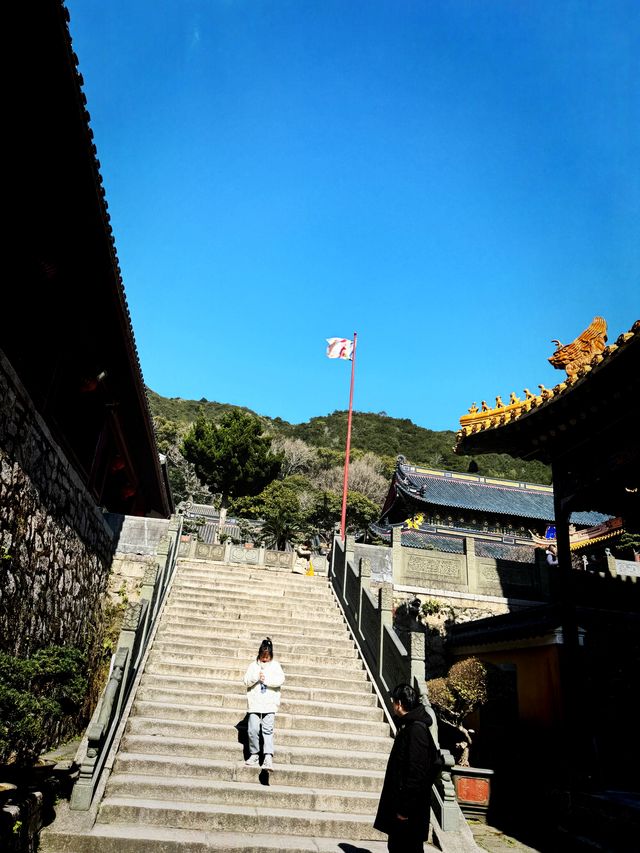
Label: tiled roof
xmin=396 ymin=466 xmax=606 ymax=526
xmin=401 ymin=531 xmax=465 ymax=554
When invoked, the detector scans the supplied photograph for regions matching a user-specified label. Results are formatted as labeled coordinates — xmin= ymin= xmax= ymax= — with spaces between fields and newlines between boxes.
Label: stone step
xmin=129 ymin=701 xmax=389 ymax=737
xmin=144 ymin=660 xmax=369 ymax=690
xmin=156 ymin=621 xmax=351 ymax=644
xmin=41 ymin=821 xmax=393 ymax=853
xmin=135 ymin=674 xmax=379 ymax=708
xmin=125 ymin=717 xmax=393 ymax=754
xmin=119 ymin=735 xmax=391 ymax=770
xmin=145 ymin=652 xmax=366 ymax=678
xmin=39 ymin=559 xmax=400 ymax=853
xmin=150 ymin=638 xmax=359 ymax=661
xmin=172 ymin=583 xmax=334 ymax=605
xmin=135 ymin=686 xmax=384 ymax=722
xmin=156 ymin=627 xmax=356 ymax=654
xmin=171 ymin=580 xmax=332 ymax=603
xmin=177 ymin=563 xmax=330 ymax=586
xmin=96 ymin=797 xmax=387 ymax=841
xmin=163 ymin=603 xmax=345 ymax=627
xmin=104 ymin=774 xmax=381 ymax=815
xmin=146 ymin=648 xmax=363 ymax=674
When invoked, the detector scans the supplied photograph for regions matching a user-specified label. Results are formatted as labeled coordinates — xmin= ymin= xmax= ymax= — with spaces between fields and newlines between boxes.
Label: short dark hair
xmin=390 ymin=683 xmax=420 ymax=711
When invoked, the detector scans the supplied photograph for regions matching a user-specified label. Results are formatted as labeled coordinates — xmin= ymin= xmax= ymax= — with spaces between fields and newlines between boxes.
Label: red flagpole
xmin=340 ymin=332 xmax=357 ymax=540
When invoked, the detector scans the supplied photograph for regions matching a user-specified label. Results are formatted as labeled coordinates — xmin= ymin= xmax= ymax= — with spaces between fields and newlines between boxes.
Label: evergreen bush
xmin=0 ymin=646 xmax=86 ymax=765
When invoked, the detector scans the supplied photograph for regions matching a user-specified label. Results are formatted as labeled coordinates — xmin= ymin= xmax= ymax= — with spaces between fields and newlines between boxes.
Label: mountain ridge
xmin=147 ymin=388 xmax=552 ymax=484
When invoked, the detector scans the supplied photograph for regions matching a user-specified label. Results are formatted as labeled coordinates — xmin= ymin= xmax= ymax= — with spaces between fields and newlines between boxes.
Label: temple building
xmin=373 ymin=458 xmax=607 ymax=569
xmin=2 ymin=0 xmax=171 ymax=659
xmin=452 ymin=316 xmax=640 ymax=829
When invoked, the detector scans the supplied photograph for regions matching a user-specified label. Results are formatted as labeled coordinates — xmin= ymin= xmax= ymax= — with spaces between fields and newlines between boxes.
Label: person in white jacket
xmin=242 ymin=637 xmax=285 ymax=770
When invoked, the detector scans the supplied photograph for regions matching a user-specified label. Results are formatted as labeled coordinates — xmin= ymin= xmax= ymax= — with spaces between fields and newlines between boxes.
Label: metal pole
xmin=340 ymin=332 xmax=357 ymax=540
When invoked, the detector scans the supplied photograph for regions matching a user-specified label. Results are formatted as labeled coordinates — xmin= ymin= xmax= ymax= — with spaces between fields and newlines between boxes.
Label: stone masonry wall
xmin=0 ymin=350 xmax=116 ymax=656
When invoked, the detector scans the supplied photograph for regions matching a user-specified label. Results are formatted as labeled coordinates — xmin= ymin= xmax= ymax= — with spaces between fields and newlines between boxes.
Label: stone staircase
xmin=42 ymin=559 xmax=434 ymax=852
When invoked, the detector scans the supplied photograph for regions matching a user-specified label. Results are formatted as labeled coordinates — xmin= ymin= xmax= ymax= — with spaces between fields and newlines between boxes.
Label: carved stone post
xmin=432 ymin=748 xmax=460 ymax=832
xmin=464 ymin=536 xmax=477 ymax=593
xmin=407 ymin=629 xmax=425 ymax=689
xmin=358 ymin=557 xmax=371 ymax=635
xmin=141 ymin=563 xmax=158 ymax=603
xmin=378 ymin=582 xmax=393 ymax=685
xmin=344 ymin=535 xmax=355 ymax=603
xmin=391 ymin=525 xmax=403 ymax=584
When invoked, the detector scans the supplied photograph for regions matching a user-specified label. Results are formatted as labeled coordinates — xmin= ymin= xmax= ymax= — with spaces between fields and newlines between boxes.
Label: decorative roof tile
xmin=457 ymin=319 xmax=639 ymax=446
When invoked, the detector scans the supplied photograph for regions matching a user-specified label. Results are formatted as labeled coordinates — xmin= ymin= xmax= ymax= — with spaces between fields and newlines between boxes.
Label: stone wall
xmin=0 ymin=350 xmax=116 ymax=656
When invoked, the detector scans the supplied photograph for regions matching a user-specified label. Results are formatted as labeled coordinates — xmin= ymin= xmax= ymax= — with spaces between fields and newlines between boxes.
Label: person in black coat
xmin=374 ymin=683 xmax=438 ymax=853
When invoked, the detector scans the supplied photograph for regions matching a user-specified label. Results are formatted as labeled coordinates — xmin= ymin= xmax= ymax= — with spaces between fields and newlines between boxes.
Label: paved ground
xmin=468 ymin=821 xmax=540 ymax=853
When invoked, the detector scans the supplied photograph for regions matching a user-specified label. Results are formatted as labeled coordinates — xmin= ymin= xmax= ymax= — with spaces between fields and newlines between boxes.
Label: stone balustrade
xmin=330 ymin=534 xmax=461 ymax=834
xmin=70 ymin=516 xmax=183 ymax=810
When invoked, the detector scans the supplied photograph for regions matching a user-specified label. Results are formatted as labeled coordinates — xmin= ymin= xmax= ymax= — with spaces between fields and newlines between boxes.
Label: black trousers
xmin=387 ymin=818 xmax=425 ymax=853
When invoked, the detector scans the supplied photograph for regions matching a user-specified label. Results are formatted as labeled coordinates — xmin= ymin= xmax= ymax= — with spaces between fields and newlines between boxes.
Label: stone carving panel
xmin=209 ymin=544 xmax=225 ymax=562
xmin=122 ymin=602 xmax=143 ymax=632
xmin=477 ymin=559 xmax=534 ymax=592
xmin=195 ymin=542 xmax=212 ymax=560
xmin=404 ymin=553 xmax=465 ymax=589
xmin=243 ymin=548 xmax=260 ymax=564
xmin=142 ymin=565 xmax=158 ymax=586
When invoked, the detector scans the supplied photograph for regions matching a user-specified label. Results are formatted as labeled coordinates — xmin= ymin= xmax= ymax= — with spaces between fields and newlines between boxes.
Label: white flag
xmin=326 ymin=337 xmax=354 ymax=360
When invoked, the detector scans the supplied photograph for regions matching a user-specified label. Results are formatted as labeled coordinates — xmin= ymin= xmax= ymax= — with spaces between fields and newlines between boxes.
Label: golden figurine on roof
xmin=548 ymin=316 xmax=608 ymax=377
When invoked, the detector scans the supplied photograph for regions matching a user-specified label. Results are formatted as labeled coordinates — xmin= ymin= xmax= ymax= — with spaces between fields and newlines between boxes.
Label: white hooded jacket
xmin=243 ymin=658 xmax=285 ymax=714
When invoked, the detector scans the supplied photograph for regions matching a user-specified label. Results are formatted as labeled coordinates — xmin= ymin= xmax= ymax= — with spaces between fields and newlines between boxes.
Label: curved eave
xmin=61 ymin=2 xmax=170 ymax=515
xmin=456 ymin=323 xmax=640 ymax=464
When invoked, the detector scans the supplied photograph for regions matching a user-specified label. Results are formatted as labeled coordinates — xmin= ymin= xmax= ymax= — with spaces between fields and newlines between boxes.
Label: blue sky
xmin=67 ymin=0 xmax=639 ymax=431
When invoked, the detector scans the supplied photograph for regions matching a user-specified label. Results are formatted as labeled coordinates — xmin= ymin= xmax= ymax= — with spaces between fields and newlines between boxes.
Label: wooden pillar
xmin=552 ymin=461 xmax=594 ymax=787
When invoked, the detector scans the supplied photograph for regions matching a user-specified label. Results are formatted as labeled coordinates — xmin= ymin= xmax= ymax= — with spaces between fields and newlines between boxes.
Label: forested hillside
xmin=147 ymin=389 xmax=551 ymax=489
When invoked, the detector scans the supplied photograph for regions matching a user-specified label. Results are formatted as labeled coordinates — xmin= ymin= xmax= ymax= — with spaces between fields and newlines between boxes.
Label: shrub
xmin=427 ymin=657 xmax=506 ymax=766
xmin=0 ymin=646 xmax=87 ymax=765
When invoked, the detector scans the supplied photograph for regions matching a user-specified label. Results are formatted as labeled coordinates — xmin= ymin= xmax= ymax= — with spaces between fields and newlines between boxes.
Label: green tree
xmin=427 ymin=657 xmax=509 ymax=767
xmin=617 ymin=526 xmax=640 ymax=559
xmin=232 ymin=476 xmax=312 ymax=550
xmin=310 ymin=489 xmax=379 ymax=537
xmin=182 ymin=411 xmax=282 ymax=505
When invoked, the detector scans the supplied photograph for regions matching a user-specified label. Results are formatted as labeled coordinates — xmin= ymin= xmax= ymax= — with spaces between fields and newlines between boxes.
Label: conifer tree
xmin=182 ymin=411 xmax=282 ymax=506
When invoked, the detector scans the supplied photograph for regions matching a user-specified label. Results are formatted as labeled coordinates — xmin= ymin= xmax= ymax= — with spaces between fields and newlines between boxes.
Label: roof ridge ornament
xmin=548 ymin=316 xmax=608 ymax=377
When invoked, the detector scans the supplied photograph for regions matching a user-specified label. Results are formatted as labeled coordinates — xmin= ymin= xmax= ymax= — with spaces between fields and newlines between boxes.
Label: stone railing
xmin=69 ymin=516 xmax=183 ymax=810
xmin=178 ymin=535 xmax=329 ymax=575
xmin=330 ymin=535 xmax=461 ymax=835
xmin=390 ymin=526 xmax=550 ymax=602
xmin=179 ymin=536 xmax=296 ymax=569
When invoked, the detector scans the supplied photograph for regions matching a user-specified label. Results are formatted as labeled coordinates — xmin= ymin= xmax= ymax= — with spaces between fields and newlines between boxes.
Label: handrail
xmin=70 ymin=515 xmax=182 ymax=810
xmin=329 ymin=533 xmax=464 ymax=837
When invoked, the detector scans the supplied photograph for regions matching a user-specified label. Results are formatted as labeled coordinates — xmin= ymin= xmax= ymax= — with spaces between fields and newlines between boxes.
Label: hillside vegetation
xmin=147 ymin=389 xmax=551 ymax=490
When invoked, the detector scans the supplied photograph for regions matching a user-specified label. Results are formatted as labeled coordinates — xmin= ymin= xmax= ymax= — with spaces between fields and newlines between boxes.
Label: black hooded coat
xmin=374 ymin=703 xmax=437 ymax=839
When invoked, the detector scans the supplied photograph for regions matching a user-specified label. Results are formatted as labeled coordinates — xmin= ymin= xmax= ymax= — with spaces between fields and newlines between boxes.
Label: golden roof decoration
xmin=528 ymin=517 xmax=624 ymax=550
xmin=548 ymin=316 xmax=608 ymax=377
xmin=457 ymin=319 xmax=639 ymax=440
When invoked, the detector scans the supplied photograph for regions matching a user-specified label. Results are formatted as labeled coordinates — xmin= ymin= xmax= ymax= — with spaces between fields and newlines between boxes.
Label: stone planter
xmin=451 ymin=765 xmax=494 ymax=822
